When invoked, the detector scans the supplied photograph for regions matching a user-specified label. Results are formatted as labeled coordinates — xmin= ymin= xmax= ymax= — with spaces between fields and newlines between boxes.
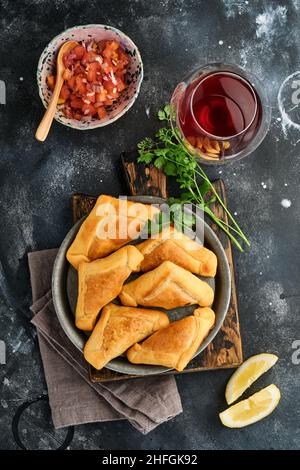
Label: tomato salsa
xmin=47 ymin=40 xmax=130 ymax=121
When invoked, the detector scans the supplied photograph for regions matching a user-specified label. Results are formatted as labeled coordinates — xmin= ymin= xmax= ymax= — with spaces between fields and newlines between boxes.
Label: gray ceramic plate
xmin=52 ymin=196 xmax=231 ymax=375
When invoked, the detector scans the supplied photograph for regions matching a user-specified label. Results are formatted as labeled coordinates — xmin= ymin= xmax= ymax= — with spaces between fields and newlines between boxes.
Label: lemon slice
xmin=225 ymin=353 xmax=278 ymax=405
xmin=220 ymin=384 xmax=281 ymax=428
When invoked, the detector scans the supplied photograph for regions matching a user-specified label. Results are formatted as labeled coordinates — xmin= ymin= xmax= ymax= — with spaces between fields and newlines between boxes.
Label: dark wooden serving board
xmin=71 ymin=152 xmax=243 ymax=382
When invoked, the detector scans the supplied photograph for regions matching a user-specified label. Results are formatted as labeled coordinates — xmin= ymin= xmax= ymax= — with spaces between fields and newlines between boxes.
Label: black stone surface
xmin=0 ymin=0 xmax=300 ymax=450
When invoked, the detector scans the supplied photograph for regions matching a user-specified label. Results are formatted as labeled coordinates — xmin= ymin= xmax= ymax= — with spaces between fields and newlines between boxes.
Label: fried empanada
xmin=76 ymin=245 xmax=143 ymax=331
xmin=127 ymin=307 xmax=215 ymax=371
xmin=67 ymin=195 xmax=158 ymax=270
xmin=84 ymin=303 xmax=169 ymax=370
xmin=119 ymin=261 xmax=214 ymax=309
xmin=137 ymin=226 xmax=217 ymax=277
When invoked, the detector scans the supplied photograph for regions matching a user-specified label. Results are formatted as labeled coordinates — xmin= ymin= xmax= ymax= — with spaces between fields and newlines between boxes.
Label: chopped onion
xmin=109 ymin=71 xmax=117 ymax=85
xmin=86 ymin=40 xmax=94 ymax=52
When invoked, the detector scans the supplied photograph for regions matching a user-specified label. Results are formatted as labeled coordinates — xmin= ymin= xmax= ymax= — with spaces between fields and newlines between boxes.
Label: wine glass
xmin=170 ymin=63 xmax=271 ymax=165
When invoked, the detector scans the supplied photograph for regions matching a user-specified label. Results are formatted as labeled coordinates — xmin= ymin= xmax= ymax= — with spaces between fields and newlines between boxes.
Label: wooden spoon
xmin=35 ymin=41 xmax=79 ymax=142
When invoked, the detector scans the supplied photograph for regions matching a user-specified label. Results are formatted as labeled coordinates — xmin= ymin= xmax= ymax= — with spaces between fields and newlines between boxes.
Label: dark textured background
xmin=0 ymin=0 xmax=300 ymax=450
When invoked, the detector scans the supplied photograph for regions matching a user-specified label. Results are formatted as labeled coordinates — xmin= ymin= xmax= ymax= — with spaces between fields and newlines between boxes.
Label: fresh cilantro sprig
xmin=137 ymin=104 xmax=250 ymax=251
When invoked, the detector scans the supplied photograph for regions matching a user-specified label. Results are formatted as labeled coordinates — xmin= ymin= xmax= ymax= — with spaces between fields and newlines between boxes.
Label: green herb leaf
xmin=163 ymin=162 xmax=177 ymax=176
xmin=154 ymin=156 xmax=165 ymax=169
xmin=154 ymin=148 xmax=169 ymax=157
xmin=158 ymin=110 xmax=166 ymax=121
xmin=199 ymin=179 xmax=211 ymax=197
xmin=136 ymin=104 xmax=250 ymax=252
xmin=163 ymin=104 xmax=170 ymax=117
xmin=138 ymin=152 xmax=153 ymax=164
xmin=137 ymin=136 xmax=154 ymax=151
xmin=182 ymin=212 xmax=196 ymax=227
xmin=204 ymin=195 xmax=216 ymax=206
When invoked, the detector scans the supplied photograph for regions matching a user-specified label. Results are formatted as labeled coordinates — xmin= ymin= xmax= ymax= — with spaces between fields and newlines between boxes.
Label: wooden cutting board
xmin=71 ymin=152 xmax=243 ymax=382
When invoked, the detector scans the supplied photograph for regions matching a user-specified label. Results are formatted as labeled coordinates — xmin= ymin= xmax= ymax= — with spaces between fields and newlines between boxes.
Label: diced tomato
xmin=102 ymin=59 xmax=115 ymax=74
xmin=64 ymin=107 xmax=73 ymax=118
xmin=75 ymin=76 xmax=87 ymax=94
xmin=87 ymin=62 xmax=100 ymax=83
xmin=90 ymin=41 xmax=98 ymax=51
xmin=62 ymin=69 xmax=73 ymax=80
xmin=120 ymin=49 xmax=129 ymax=63
xmin=116 ymin=76 xmax=126 ymax=92
xmin=102 ymin=47 xmax=113 ymax=59
xmin=109 ymin=40 xmax=119 ymax=51
xmin=117 ymin=49 xmax=129 ymax=68
xmin=82 ymin=50 xmax=99 ymax=64
xmin=72 ymin=45 xmax=86 ymax=60
xmin=48 ymin=39 xmax=129 ymax=121
xmin=70 ymin=98 xmax=82 ymax=110
xmin=104 ymin=98 xmax=113 ymax=106
xmin=102 ymin=40 xmax=119 ymax=59
xmin=67 ymin=76 xmax=76 ymax=90
xmin=103 ymin=79 xmax=115 ymax=93
xmin=82 ymin=103 xmax=97 ymax=116
xmin=115 ymin=68 xmax=125 ymax=76
xmin=73 ymin=112 xmax=82 ymax=120
xmin=85 ymin=91 xmax=96 ymax=103
xmin=47 ymin=75 xmax=56 ymax=90
xmin=63 ymin=52 xmax=76 ymax=69
xmin=95 ymin=87 xmax=107 ymax=102
xmin=60 ymin=84 xmax=70 ymax=100
xmin=108 ymin=57 xmax=118 ymax=73
xmin=103 ymin=79 xmax=119 ymax=99
xmin=73 ymin=62 xmax=86 ymax=76
xmin=97 ymin=40 xmax=107 ymax=52
xmin=69 ymin=93 xmax=77 ymax=101
xmin=97 ymin=106 xmax=107 ymax=119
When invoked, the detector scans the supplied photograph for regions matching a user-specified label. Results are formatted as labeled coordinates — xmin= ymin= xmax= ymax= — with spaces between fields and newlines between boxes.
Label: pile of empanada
xmin=67 ymin=195 xmax=217 ymax=372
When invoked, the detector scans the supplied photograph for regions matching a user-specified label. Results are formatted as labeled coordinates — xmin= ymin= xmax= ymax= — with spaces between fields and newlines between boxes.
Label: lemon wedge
xmin=220 ymin=384 xmax=281 ymax=428
xmin=225 ymin=353 xmax=278 ymax=405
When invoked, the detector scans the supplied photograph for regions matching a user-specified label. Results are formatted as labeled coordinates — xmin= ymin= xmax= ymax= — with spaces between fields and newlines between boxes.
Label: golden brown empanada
xmin=137 ymin=226 xmax=217 ymax=277
xmin=76 ymin=245 xmax=143 ymax=331
xmin=127 ymin=307 xmax=215 ymax=371
xmin=119 ymin=261 xmax=214 ymax=309
xmin=67 ymin=195 xmax=158 ymax=270
xmin=84 ymin=303 xmax=169 ymax=370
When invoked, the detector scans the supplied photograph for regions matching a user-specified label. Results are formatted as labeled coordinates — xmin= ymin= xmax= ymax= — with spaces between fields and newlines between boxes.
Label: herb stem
xmin=137 ymin=105 xmax=250 ymax=252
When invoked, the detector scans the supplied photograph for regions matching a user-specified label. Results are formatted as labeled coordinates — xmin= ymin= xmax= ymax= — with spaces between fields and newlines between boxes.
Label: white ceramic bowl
xmin=37 ymin=24 xmax=143 ymax=130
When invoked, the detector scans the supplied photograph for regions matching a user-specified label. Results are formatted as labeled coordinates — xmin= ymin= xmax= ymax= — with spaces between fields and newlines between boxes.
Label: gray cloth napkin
xmin=28 ymin=249 xmax=182 ymax=434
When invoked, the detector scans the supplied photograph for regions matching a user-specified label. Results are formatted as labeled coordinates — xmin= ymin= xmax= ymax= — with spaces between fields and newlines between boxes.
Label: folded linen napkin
xmin=28 ymin=249 xmax=182 ymax=434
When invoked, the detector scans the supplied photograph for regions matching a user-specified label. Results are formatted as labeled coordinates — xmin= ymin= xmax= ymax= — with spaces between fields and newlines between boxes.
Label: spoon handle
xmin=35 ymin=76 xmax=63 ymax=142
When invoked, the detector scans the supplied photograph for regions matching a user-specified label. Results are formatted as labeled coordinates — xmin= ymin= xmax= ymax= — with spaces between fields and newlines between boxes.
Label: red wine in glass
xmin=177 ymin=71 xmax=262 ymax=159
